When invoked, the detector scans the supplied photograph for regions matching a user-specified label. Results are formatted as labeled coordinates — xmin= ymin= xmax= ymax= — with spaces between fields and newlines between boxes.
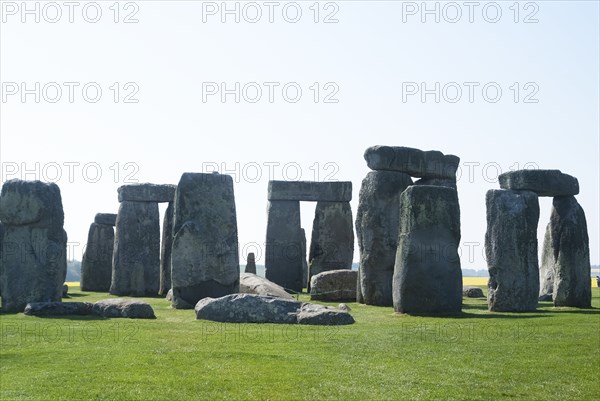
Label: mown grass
xmin=1 ymin=287 xmax=599 ymax=401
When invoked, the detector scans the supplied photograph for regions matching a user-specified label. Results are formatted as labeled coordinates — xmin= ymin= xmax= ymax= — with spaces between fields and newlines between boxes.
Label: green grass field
xmin=1 ymin=287 xmax=599 ymax=401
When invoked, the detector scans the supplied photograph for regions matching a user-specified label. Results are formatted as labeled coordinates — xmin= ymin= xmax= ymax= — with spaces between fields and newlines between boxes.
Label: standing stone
xmin=159 ymin=202 xmax=174 ymax=295
xmin=245 ymin=252 xmax=256 ymax=274
xmin=0 ymin=180 xmax=67 ymax=313
xmin=539 ymin=196 xmax=591 ymax=308
xmin=392 ymin=186 xmax=462 ymax=315
xmin=485 ymin=189 xmax=539 ymax=312
xmin=355 ymin=171 xmax=412 ymax=306
xmin=364 ymin=146 xmax=459 ymax=179
xmin=265 ymin=200 xmax=303 ymax=293
xmin=171 ymin=173 xmax=239 ymax=309
xmin=80 ymin=222 xmax=114 ymax=292
xmin=110 ymin=201 xmax=160 ymax=297
xmin=308 ymin=201 xmax=354 ymax=291
xmin=300 ymin=228 xmax=308 ymax=288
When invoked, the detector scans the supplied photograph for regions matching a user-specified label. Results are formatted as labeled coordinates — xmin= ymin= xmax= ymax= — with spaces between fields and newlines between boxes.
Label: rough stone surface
xmin=93 ymin=298 xmax=156 ymax=319
xmin=308 ymin=201 xmax=354 ymax=290
xmin=171 ymin=173 xmax=239 ymax=309
xmin=24 ymin=302 xmax=93 ymax=316
xmin=94 ymin=213 xmax=117 ymax=226
xmin=110 ymin=201 xmax=160 ymax=297
xmin=159 ymin=202 xmax=174 ymax=295
xmin=392 ymin=186 xmax=462 ymax=315
xmin=268 ymin=181 xmax=352 ymax=202
xmin=539 ymin=196 xmax=591 ymax=308
xmin=364 ymin=146 xmax=459 ymax=179
xmin=80 ymin=223 xmax=114 ymax=292
xmin=244 ymin=252 xmax=256 ymax=274
xmin=62 ymin=284 xmax=68 ymax=297
xmin=463 ymin=286 xmax=485 ymax=298
xmin=355 ymin=171 xmax=413 ymax=306
xmin=498 ymin=170 xmax=579 ymax=197
xmin=485 ymin=189 xmax=540 ymax=312
xmin=310 ymin=269 xmax=358 ymax=301
xmin=117 ymin=183 xmax=177 ymax=203
xmin=239 ymin=273 xmax=294 ymax=299
xmin=265 ymin=200 xmax=303 ymax=293
xmin=0 ymin=180 xmax=67 ymax=313
xmin=194 ymin=293 xmax=354 ymax=325
xmin=414 ymin=177 xmax=457 ymax=190
xmin=301 ymin=228 xmax=308 ymax=288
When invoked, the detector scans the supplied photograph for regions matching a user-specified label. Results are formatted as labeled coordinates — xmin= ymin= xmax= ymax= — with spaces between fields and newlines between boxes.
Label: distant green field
xmin=1 ymin=287 xmax=599 ymax=401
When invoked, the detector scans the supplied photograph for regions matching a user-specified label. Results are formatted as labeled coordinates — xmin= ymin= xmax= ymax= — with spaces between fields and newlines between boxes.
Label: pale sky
xmin=1 ymin=0 xmax=598 ymax=269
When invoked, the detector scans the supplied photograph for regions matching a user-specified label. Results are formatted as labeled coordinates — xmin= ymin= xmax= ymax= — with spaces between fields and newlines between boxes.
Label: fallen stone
xmin=80 ymin=222 xmax=114 ymax=292
xmin=355 ymin=171 xmax=413 ymax=306
xmin=0 ymin=180 xmax=67 ymax=313
xmin=338 ymin=303 xmax=351 ymax=312
xmin=94 ymin=213 xmax=117 ymax=226
xmin=244 ymin=252 xmax=256 ymax=274
xmin=463 ymin=286 xmax=484 ymax=298
xmin=485 ymin=189 xmax=539 ymax=312
xmin=393 ymin=185 xmax=462 ymax=315
xmin=239 ymin=273 xmax=294 ymax=299
xmin=296 ymin=303 xmax=355 ymax=325
xmin=117 ymin=183 xmax=177 ymax=202
xmin=110 ymin=201 xmax=160 ymax=297
xmin=93 ymin=298 xmax=156 ymax=319
xmin=170 ymin=173 xmax=239 ymax=308
xmin=24 ymin=302 xmax=93 ymax=316
xmin=310 ymin=270 xmax=358 ymax=301
xmin=540 ymin=196 xmax=591 ymax=308
xmin=498 ymin=170 xmax=579 ymax=197
xmin=159 ymin=202 xmax=174 ymax=295
xmin=268 ymin=181 xmax=352 ymax=202
xmin=364 ymin=146 xmax=459 ymax=179
xmin=538 ymin=294 xmax=553 ymax=302
xmin=308 ymin=202 xmax=354 ymax=290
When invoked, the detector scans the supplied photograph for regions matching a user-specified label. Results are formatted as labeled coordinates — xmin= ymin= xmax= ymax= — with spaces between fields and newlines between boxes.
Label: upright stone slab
xmin=498 ymin=170 xmax=579 ymax=197
xmin=265 ymin=200 xmax=303 ymax=293
xmin=300 ymin=228 xmax=308 ymax=288
xmin=355 ymin=171 xmax=413 ymax=306
xmin=485 ymin=189 xmax=539 ymax=312
xmin=392 ymin=186 xmax=462 ymax=315
xmin=539 ymin=196 xmax=591 ymax=308
xmin=80 ymin=222 xmax=114 ymax=292
xmin=110 ymin=201 xmax=160 ymax=296
xmin=0 ymin=180 xmax=67 ymax=313
xmin=159 ymin=202 xmax=174 ymax=295
xmin=308 ymin=201 xmax=354 ymax=291
xmin=245 ymin=252 xmax=256 ymax=274
xmin=171 ymin=173 xmax=239 ymax=309
xmin=118 ymin=183 xmax=177 ymax=202
xmin=364 ymin=146 xmax=459 ymax=179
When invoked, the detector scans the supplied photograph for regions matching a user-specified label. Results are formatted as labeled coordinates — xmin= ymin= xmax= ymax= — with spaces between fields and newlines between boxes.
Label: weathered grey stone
xmin=93 ymin=298 xmax=156 ymax=319
xmin=540 ymin=196 xmax=591 ymax=308
xmin=310 ymin=269 xmax=358 ymax=301
xmin=463 ymin=286 xmax=484 ymax=298
xmin=62 ymin=284 xmax=68 ymax=297
xmin=301 ymin=228 xmax=308 ymax=288
xmin=338 ymin=303 xmax=351 ymax=312
xmin=24 ymin=302 xmax=93 ymax=316
xmin=159 ymin=202 xmax=174 ymax=295
xmin=538 ymin=294 xmax=553 ymax=302
xmin=356 ymin=171 xmax=413 ymax=306
xmin=393 ymin=186 xmax=462 ymax=315
xmin=268 ymin=181 xmax=352 ymax=202
xmin=308 ymin=201 xmax=354 ymax=290
xmin=498 ymin=170 xmax=579 ymax=197
xmin=166 ymin=288 xmax=173 ymax=301
xmin=117 ymin=183 xmax=177 ymax=203
xmin=244 ymin=252 xmax=256 ymax=274
xmin=171 ymin=173 xmax=239 ymax=309
xmin=265 ymin=200 xmax=303 ymax=293
xmin=110 ymin=201 xmax=160 ymax=297
xmin=364 ymin=146 xmax=459 ymax=179
xmin=239 ymin=272 xmax=294 ymax=299
xmin=194 ymin=293 xmax=354 ymax=325
xmin=0 ymin=180 xmax=67 ymax=313
xmin=356 ymin=266 xmax=364 ymax=304
xmin=414 ymin=177 xmax=457 ymax=190
xmin=94 ymin=213 xmax=117 ymax=226
xmin=80 ymin=223 xmax=114 ymax=292
xmin=195 ymin=294 xmax=300 ymax=324
xmin=485 ymin=189 xmax=539 ymax=312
